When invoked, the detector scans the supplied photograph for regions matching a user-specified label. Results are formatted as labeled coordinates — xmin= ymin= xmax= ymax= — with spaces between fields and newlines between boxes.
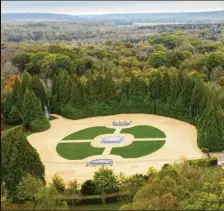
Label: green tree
xmin=22 ymin=89 xmax=49 ymax=131
xmin=93 ymin=167 xmax=119 ymax=194
xmin=8 ymin=105 xmax=22 ymax=125
xmin=149 ymin=51 xmax=167 ymax=68
xmin=11 ymin=77 xmax=23 ymax=113
xmin=21 ymin=72 xmax=32 ymax=95
xmin=65 ymin=180 xmax=79 ymax=195
xmin=25 ymin=52 xmax=47 ymax=75
xmin=197 ymin=102 xmax=224 ymax=151
xmin=16 ymin=174 xmax=43 ymax=208
xmin=201 ymin=51 xmax=224 ymax=80
xmin=31 ymin=76 xmax=48 ymax=108
xmin=1 ymin=128 xmax=45 ymax=200
xmin=12 ymin=53 xmax=31 ymax=73
xmin=2 ymin=93 xmax=13 ymax=121
xmin=35 ymin=186 xmax=68 ymax=210
xmin=40 ymin=53 xmax=74 ymax=79
xmin=51 ymin=174 xmax=65 ymax=193
xmin=62 ymin=77 xmax=72 ymax=106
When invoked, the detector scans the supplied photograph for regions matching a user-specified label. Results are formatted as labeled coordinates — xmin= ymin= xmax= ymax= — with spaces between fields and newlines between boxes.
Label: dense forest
xmin=1 ymin=21 xmax=224 ymax=44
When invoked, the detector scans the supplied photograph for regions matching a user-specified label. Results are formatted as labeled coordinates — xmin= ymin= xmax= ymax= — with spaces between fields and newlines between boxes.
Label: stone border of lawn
xmin=121 ymin=125 xmax=166 ymax=138
xmin=56 ymin=142 xmax=105 ymax=160
xmin=111 ymin=140 xmax=165 ymax=158
xmin=62 ymin=126 xmax=116 ymax=140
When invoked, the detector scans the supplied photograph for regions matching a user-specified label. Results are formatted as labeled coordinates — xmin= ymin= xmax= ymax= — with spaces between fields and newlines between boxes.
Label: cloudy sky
xmin=2 ymin=1 xmax=224 ymax=15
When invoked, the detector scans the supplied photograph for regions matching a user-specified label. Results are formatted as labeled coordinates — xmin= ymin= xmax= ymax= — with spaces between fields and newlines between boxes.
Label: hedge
xmin=58 ymin=192 xmax=130 ymax=206
xmin=188 ymin=158 xmax=218 ymax=167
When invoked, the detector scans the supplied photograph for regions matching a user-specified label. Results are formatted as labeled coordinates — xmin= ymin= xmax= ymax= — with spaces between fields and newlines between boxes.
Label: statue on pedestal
xmin=44 ymin=106 xmax=49 ymax=119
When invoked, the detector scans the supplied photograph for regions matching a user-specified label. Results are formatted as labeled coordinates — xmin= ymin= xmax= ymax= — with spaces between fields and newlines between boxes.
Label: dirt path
xmin=27 ymin=114 xmax=204 ymax=184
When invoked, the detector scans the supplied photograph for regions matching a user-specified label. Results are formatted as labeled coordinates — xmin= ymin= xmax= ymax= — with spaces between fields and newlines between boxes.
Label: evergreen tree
xmin=31 ymin=76 xmax=48 ymax=108
xmin=160 ymin=70 xmax=171 ymax=102
xmin=8 ymin=105 xmax=22 ymax=125
xmin=2 ymin=93 xmax=13 ymax=121
xmin=11 ymin=77 xmax=23 ymax=113
xmin=51 ymin=74 xmax=59 ymax=97
xmin=62 ymin=77 xmax=72 ymax=106
xmin=58 ymin=71 xmax=68 ymax=106
xmin=1 ymin=128 xmax=45 ymax=200
xmin=190 ymin=79 xmax=205 ymax=119
xmin=69 ymin=80 xmax=82 ymax=108
xmin=95 ymin=74 xmax=106 ymax=101
xmin=22 ymin=89 xmax=49 ymax=131
xmin=21 ymin=72 xmax=32 ymax=95
xmin=86 ymin=73 xmax=97 ymax=102
xmin=197 ymin=102 xmax=224 ymax=151
xmin=104 ymin=72 xmax=116 ymax=102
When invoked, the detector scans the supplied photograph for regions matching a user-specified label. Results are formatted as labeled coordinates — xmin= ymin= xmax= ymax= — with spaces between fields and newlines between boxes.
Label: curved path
xmin=27 ymin=114 xmax=204 ymax=184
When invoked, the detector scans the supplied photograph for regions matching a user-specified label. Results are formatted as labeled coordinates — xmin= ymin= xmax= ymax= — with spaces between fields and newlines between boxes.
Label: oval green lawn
xmin=62 ymin=126 xmax=115 ymax=140
xmin=111 ymin=141 xmax=165 ymax=158
xmin=121 ymin=125 xmax=166 ymax=138
xmin=56 ymin=143 xmax=104 ymax=160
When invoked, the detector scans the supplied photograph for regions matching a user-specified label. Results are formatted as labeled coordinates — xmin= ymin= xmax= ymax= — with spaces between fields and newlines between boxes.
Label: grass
xmin=56 ymin=142 xmax=104 ymax=160
xmin=62 ymin=126 xmax=115 ymax=140
xmin=111 ymin=141 xmax=165 ymax=158
xmin=121 ymin=125 xmax=166 ymax=138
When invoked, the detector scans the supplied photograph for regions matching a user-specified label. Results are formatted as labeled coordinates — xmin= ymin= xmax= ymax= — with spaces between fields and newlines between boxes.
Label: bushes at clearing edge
xmin=29 ymin=117 xmax=50 ymax=132
xmin=80 ymin=180 xmax=97 ymax=196
xmin=188 ymin=158 xmax=218 ymax=166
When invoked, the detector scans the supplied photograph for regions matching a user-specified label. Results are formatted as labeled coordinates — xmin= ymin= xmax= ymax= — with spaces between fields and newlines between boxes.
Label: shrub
xmin=188 ymin=158 xmax=218 ymax=167
xmin=66 ymin=180 xmax=79 ymax=195
xmin=16 ymin=174 xmax=44 ymax=204
xmin=61 ymin=104 xmax=84 ymax=119
xmin=29 ymin=117 xmax=50 ymax=132
xmin=80 ymin=180 xmax=97 ymax=195
xmin=146 ymin=166 xmax=158 ymax=179
xmin=162 ymin=163 xmax=171 ymax=169
xmin=73 ymin=197 xmax=102 ymax=205
xmin=119 ymin=174 xmax=146 ymax=198
xmin=51 ymin=174 xmax=65 ymax=193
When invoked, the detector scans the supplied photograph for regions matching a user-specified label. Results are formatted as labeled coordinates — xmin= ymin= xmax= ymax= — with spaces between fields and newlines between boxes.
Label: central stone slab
xmin=91 ymin=133 xmax=134 ymax=148
xmin=100 ymin=136 xmax=125 ymax=144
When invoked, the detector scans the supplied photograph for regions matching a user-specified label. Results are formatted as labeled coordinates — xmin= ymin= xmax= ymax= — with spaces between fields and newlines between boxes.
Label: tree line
xmin=49 ymin=68 xmax=224 ymax=152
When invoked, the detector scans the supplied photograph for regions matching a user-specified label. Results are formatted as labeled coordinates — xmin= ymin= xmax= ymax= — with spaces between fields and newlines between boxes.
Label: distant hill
xmin=2 ymin=11 xmax=224 ymax=23
xmin=82 ymin=10 xmax=224 ymax=23
xmin=1 ymin=13 xmax=86 ymax=22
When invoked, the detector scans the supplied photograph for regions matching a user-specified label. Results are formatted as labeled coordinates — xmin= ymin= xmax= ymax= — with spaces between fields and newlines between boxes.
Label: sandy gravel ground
xmin=27 ymin=114 xmax=205 ymax=184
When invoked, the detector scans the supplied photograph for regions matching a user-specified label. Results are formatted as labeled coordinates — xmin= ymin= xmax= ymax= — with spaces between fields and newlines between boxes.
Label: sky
xmin=2 ymin=1 xmax=224 ymax=15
